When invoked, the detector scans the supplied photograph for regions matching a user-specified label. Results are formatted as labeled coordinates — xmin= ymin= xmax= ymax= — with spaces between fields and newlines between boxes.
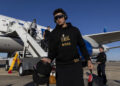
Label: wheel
xmin=5 ymin=60 xmax=9 ymax=71
xmin=5 ymin=64 xmax=9 ymax=71
xmin=19 ymin=64 xmax=24 ymax=76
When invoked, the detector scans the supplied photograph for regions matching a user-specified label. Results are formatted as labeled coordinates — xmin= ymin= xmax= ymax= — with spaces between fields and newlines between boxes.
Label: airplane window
xmin=19 ymin=23 xmax=24 ymax=26
xmin=2 ymin=20 xmax=6 ymax=22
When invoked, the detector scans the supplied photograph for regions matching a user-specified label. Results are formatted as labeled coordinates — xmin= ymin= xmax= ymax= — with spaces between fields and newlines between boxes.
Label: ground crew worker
xmin=43 ymin=26 xmax=51 ymax=41
xmin=41 ymin=26 xmax=51 ymax=51
xmin=42 ymin=8 xmax=93 ymax=86
xmin=96 ymin=47 xmax=107 ymax=85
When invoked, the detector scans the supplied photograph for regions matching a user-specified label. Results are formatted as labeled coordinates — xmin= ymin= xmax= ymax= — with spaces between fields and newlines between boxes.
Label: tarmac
xmin=0 ymin=61 xmax=120 ymax=86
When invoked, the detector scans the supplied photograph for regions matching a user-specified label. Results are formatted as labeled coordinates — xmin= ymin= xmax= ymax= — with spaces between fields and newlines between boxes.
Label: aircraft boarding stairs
xmin=5 ymin=21 xmax=51 ymax=76
xmin=8 ymin=22 xmax=48 ymax=59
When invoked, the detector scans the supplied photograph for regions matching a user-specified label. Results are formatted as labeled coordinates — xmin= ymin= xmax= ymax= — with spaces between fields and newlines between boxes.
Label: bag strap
xmin=89 ymin=69 xmax=92 ymax=74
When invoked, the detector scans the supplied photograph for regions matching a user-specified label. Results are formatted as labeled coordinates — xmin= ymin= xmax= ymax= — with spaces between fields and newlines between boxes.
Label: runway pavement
xmin=0 ymin=61 xmax=120 ymax=86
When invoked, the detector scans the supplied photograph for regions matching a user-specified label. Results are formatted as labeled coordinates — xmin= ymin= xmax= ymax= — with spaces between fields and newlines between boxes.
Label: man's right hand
xmin=97 ymin=62 xmax=101 ymax=64
xmin=41 ymin=58 xmax=51 ymax=63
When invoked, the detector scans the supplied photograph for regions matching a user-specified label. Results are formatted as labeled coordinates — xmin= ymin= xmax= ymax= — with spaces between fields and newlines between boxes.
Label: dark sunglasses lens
xmin=55 ymin=15 xmax=64 ymax=20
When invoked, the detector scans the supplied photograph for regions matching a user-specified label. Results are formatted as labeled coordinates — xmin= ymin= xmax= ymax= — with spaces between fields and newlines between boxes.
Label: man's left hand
xmin=88 ymin=60 xmax=94 ymax=70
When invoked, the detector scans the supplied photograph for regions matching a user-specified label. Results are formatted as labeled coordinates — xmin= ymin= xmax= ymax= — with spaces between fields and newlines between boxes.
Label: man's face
xmin=47 ymin=27 xmax=50 ymax=31
xmin=54 ymin=13 xmax=66 ymax=25
xmin=99 ymin=48 xmax=104 ymax=52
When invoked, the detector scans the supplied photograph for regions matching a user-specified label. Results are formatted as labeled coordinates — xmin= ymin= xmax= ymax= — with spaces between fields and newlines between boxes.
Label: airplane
xmin=0 ymin=14 xmax=120 ymax=75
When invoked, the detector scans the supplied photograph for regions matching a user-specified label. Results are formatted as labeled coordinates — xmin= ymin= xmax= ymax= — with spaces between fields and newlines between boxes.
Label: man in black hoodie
xmin=42 ymin=8 xmax=93 ymax=86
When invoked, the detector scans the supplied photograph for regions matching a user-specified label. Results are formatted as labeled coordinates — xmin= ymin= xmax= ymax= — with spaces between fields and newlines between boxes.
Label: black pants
xmin=28 ymin=28 xmax=36 ymax=39
xmin=32 ymin=29 xmax=37 ymax=38
xmin=41 ymin=39 xmax=48 ymax=51
xmin=97 ymin=63 xmax=107 ymax=85
xmin=56 ymin=61 xmax=84 ymax=86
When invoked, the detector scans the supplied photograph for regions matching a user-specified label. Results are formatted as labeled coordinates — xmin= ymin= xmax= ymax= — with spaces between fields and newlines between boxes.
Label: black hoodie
xmin=96 ymin=52 xmax=107 ymax=64
xmin=48 ymin=23 xmax=90 ymax=65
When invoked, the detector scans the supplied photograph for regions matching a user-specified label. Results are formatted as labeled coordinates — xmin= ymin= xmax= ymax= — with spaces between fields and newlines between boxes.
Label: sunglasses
xmin=54 ymin=15 xmax=64 ymax=20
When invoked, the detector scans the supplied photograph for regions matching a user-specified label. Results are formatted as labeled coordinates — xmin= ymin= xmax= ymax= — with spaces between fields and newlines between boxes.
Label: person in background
xmin=43 ymin=26 xmax=51 ymax=42
xmin=43 ymin=26 xmax=51 ymax=51
xmin=28 ymin=19 xmax=37 ymax=39
xmin=96 ymin=46 xmax=107 ymax=85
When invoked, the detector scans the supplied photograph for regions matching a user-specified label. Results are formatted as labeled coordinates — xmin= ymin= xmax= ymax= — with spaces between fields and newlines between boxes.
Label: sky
xmin=0 ymin=0 xmax=120 ymax=60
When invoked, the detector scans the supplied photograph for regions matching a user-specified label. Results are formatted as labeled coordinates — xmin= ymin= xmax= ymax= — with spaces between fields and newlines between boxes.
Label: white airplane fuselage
xmin=0 ymin=36 xmax=23 ymax=53
xmin=0 ymin=32 xmax=108 ymax=56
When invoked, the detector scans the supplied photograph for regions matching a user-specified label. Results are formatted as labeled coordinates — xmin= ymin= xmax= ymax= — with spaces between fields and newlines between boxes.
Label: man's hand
xmin=41 ymin=58 xmax=51 ymax=63
xmin=97 ymin=62 xmax=101 ymax=64
xmin=88 ymin=60 xmax=94 ymax=70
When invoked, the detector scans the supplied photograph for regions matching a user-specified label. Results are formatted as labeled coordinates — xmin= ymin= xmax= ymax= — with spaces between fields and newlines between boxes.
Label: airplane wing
xmin=108 ymin=46 xmax=120 ymax=50
xmin=85 ymin=31 xmax=120 ymax=44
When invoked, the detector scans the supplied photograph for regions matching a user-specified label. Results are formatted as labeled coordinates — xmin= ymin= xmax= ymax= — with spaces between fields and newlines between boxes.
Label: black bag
xmin=32 ymin=60 xmax=52 ymax=85
xmin=87 ymin=70 xmax=104 ymax=86
xmin=92 ymin=74 xmax=104 ymax=86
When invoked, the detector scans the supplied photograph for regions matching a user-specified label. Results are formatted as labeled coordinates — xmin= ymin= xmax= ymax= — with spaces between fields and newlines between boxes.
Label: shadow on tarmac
xmin=114 ymin=80 xmax=120 ymax=84
xmin=24 ymin=82 xmax=34 ymax=86
xmin=6 ymin=84 xmax=14 ymax=86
